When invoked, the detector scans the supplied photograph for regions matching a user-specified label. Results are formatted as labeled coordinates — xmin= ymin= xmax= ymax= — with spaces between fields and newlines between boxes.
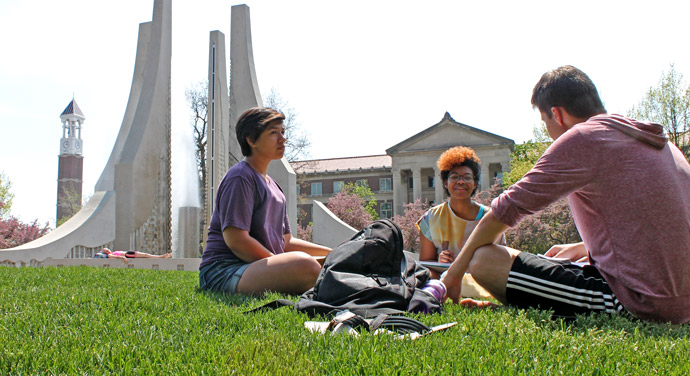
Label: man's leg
xmin=132 ymin=251 xmax=171 ymax=258
xmin=236 ymin=251 xmax=321 ymax=295
xmin=466 ymin=244 xmax=521 ymax=304
xmin=471 ymin=248 xmax=627 ymax=318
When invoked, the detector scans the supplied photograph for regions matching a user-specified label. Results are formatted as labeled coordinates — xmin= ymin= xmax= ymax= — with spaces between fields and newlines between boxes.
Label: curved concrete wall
xmin=311 ymin=200 xmax=357 ymax=249
xmin=226 ymin=5 xmax=298 ymax=235
xmin=0 ymin=191 xmax=115 ymax=263
xmin=114 ymin=0 xmax=172 ymax=253
xmin=0 ymin=0 xmax=172 ymax=262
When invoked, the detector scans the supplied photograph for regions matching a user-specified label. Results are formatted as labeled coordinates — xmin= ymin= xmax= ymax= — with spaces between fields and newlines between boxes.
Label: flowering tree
xmin=0 ymin=216 xmax=51 ymax=249
xmin=0 ymin=173 xmax=51 ymax=249
xmin=506 ymin=198 xmax=581 ymax=254
xmin=297 ymin=223 xmax=313 ymax=243
xmin=475 ymin=183 xmax=581 ymax=255
xmin=327 ymin=190 xmax=373 ymax=230
xmin=391 ymin=198 xmax=428 ymax=252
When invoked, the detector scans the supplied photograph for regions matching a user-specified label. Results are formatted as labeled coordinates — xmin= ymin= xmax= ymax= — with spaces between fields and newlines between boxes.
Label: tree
xmin=297 ymin=222 xmax=313 ymax=243
xmin=263 ymin=88 xmax=311 ymax=162
xmin=507 ymin=198 xmax=581 ymax=254
xmin=629 ymin=64 xmax=690 ymax=158
xmin=0 ymin=216 xmax=51 ymax=249
xmin=0 ymin=173 xmax=51 ymax=248
xmin=502 ymin=123 xmax=551 ymax=187
xmin=475 ymin=183 xmax=581 ymax=255
xmin=346 ymin=181 xmax=378 ymax=221
xmin=56 ymin=187 xmax=83 ymax=227
xmin=326 ymin=182 xmax=378 ymax=230
xmin=391 ymin=198 xmax=428 ymax=252
xmin=0 ymin=171 xmax=14 ymax=218
xmin=185 ymin=80 xmax=208 ymax=205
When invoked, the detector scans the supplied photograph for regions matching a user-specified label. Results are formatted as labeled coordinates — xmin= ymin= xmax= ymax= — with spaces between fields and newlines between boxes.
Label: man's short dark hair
xmin=531 ymin=65 xmax=607 ymax=119
xmin=236 ymin=107 xmax=286 ymax=156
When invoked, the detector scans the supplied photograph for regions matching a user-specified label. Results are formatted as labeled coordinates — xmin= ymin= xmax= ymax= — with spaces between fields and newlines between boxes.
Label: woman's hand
xmin=438 ymin=251 xmax=455 ymax=264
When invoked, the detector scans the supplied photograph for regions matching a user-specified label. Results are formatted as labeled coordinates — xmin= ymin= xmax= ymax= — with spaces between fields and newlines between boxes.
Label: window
xmin=333 ymin=181 xmax=344 ymax=193
xmin=379 ymin=178 xmax=392 ymax=192
xmin=311 ymin=182 xmax=322 ymax=196
xmin=296 ymin=185 xmax=300 ymax=196
xmin=356 ymin=179 xmax=368 ymax=187
xmin=428 ymin=176 xmax=435 ymax=188
xmin=408 ymin=177 xmax=413 ymax=188
xmin=380 ymin=203 xmax=393 ymax=219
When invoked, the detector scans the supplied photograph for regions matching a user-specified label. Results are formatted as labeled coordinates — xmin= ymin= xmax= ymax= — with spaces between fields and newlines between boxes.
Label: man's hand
xmin=440 ymin=272 xmax=462 ymax=304
xmin=544 ymin=242 xmax=588 ymax=262
xmin=438 ymin=251 xmax=455 ymax=263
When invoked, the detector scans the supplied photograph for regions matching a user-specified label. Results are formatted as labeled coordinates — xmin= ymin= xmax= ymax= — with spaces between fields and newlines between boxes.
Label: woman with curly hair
xmin=416 ymin=146 xmax=503 ymax=279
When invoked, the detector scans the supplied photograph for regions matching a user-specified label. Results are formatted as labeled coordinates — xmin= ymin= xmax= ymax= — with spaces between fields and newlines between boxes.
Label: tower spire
xmin=56 ymin=98 xmax=85 ymax=224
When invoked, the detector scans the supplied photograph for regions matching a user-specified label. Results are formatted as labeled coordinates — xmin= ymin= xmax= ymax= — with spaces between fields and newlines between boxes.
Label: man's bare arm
xmin=441 ymin=210 xmax=509 ymax=303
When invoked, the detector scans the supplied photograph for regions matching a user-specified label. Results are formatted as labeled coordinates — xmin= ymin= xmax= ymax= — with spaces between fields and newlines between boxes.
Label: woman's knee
xmin=287 ymin=252 xmax=321 ymax=283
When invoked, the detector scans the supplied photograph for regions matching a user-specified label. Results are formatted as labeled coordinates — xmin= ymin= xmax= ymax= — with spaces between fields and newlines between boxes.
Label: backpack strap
xmin=368 ymin=314 xmax=389 ymax=331
xmin=377 ymin=316 xmax=431 ymax=334
xmin=244 ymin=299 xmax=295 ymax=313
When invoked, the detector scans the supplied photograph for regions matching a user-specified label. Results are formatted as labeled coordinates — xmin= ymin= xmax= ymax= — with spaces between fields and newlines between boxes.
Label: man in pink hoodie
xmin=441 ymin=65 xmax=690 ymax=324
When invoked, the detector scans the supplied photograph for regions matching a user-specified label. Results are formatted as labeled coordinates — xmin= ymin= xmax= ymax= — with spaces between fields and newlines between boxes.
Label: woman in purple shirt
xmin=199 ymin=107 xmax=330 ymax=296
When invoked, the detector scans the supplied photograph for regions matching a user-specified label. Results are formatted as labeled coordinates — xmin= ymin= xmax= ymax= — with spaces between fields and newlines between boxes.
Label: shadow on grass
xmin=509 ymin=305 xmax=690 ymax=339
xmin=195 ymin=287 xmax=300 ymax=313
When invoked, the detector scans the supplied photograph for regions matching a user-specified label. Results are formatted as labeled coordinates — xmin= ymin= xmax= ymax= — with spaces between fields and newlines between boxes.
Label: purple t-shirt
xmin=201 ymin=160 xmax=291 ymax=269
xmin=492 ymin=114 xmax=690 ymax=324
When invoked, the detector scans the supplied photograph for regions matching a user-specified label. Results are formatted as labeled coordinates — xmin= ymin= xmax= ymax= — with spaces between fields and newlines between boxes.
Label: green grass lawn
xmin=1 ymin=266 xmax=688 ymax=375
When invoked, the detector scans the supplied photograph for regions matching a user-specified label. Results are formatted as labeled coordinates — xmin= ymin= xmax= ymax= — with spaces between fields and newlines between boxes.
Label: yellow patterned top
xmin=416 ymin=201 xmax=498 ymax=256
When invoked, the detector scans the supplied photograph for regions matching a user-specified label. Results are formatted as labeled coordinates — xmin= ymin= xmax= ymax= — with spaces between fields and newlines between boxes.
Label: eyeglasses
xmin=448 ymin=174 xmax=474 ymax=184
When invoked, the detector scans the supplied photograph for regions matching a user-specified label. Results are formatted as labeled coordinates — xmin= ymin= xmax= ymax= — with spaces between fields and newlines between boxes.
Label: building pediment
xmin=386 ymin=112 xmax=514 ymax=155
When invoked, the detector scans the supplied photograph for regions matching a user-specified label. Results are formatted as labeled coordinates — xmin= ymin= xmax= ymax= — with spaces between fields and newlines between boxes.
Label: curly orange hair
xmin=437 ymin=146 xmax=480 ymax=172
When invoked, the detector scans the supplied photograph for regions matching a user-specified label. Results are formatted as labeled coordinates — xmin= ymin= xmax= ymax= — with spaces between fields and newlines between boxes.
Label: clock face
xmin=63 ymin=140 xmax=70 ymax=149
xmin=75 ymin=140 xmax=82 ymax=150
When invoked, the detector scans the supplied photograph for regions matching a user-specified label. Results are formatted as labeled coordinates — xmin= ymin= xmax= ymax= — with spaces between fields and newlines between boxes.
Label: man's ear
xmin=551 ymin=107 xmax=564 ymax=127
xmin=246 ymin=137 xmax=254 ymax=148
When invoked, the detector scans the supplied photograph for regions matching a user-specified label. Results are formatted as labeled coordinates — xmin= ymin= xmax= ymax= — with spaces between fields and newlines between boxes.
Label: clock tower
xmin=56 ymin=98 xmax=85 ymax=224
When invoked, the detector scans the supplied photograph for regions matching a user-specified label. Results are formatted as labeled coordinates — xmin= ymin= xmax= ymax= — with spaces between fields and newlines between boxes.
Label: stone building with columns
xmin=291 ymin=112 xmax=514 ymax=226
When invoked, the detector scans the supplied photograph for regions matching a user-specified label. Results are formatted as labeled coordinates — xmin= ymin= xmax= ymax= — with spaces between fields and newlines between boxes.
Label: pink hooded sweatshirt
xmin=492 ymin=114 xmax=690 ymax=324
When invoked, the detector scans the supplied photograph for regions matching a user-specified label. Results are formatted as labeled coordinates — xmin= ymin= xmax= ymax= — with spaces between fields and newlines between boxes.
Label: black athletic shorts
xmin=505 ymin=252 xmax=628 ymax=318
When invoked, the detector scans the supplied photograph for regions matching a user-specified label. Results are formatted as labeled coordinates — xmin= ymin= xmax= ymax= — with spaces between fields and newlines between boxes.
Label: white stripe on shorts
xmin=507 ymin=271 xmax=624 ymax=314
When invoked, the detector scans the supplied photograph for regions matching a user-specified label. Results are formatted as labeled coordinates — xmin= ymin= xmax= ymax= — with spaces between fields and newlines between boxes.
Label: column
xmin=433 ymin=166 xmax=444 ymax=205
xmin=500 ymin=161 xmax=510 ymax=184
xmin=480 ymin=164 xmax=490 ymax=192
xmin=392 ymin=168 xmax=404 ymax=216
xmin=412 ymin=168 xmax=422 ymax=202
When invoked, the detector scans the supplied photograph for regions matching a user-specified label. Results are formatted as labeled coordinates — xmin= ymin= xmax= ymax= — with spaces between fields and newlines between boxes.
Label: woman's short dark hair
xmin=437 ymin=146 xmax=481 ymax=197
xmin=531 ymin=65 xmax=606 ymax=119
xmin=236 ymin=107 xmax=286 ymax=156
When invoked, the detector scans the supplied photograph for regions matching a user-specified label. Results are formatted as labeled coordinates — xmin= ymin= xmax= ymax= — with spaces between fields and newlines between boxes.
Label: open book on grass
xmin=420 ymin=254 xmax=590 ymax=273
xmin=418 ymin=261 xmax=451 ymax=273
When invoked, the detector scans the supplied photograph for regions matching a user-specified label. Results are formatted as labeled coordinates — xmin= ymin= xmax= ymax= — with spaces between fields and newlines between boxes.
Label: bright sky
xmin=1 ymin=0 xmax=688 ymax=226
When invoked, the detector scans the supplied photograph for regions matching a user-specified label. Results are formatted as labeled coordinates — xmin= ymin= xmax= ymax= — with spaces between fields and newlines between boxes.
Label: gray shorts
xmin=199 ymin=258 xmax=250 ymax=293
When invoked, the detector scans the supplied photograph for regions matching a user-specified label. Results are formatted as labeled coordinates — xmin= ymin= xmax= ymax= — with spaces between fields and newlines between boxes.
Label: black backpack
xmin=293 ymin=219 xmax=442 ymax=318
